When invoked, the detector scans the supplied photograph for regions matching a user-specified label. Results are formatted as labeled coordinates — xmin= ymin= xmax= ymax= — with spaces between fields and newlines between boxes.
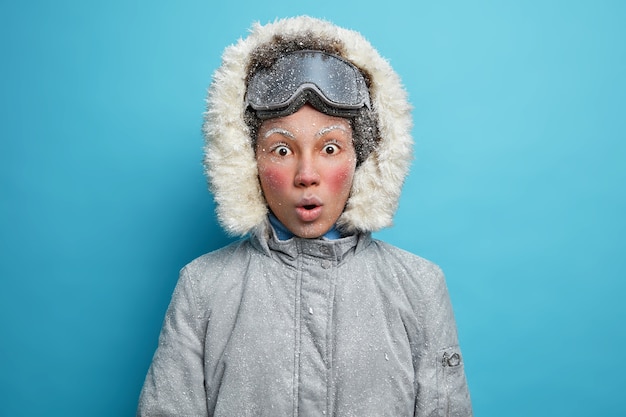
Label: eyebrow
xmin=262 ymin=124 xmax=350 ymax=140
xmin=262 ymin=127 xmax=296 ymax=140
xmin=316 ymin=124 xmax=350 ymax=138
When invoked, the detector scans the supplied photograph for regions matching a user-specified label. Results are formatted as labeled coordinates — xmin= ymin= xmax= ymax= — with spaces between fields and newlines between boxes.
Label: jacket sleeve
xmin=137 ymin=266 xmax=209 ymax=417
xmin=413 ymin=265 xmax=473 ymax=417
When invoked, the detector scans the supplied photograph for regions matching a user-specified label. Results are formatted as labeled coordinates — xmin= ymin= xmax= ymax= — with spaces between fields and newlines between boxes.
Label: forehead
xmin=257 ymin=105 xmax=352 ymax=138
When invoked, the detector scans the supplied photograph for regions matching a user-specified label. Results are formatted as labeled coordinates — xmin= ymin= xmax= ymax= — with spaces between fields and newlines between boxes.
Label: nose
xmin=294 ymin=156 xmax=320 ymax=187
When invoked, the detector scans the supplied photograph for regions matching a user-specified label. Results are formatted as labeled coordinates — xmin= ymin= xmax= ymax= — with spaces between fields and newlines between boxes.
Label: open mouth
xmin=296 ymin=202 xmax=323 ymax=222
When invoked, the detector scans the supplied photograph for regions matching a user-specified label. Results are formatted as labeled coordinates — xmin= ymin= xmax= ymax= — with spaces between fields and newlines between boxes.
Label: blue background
xmin=1 ymin=1 xmax=624 ymax=416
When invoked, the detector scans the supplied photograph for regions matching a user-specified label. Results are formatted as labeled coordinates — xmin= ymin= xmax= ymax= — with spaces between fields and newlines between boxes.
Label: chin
xmin=292 ymin=224 xmax=329 ymax=239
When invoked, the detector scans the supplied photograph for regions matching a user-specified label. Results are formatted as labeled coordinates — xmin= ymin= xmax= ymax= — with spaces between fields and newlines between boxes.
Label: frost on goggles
xmin=245 ymin=50 xmax=371 ymax=118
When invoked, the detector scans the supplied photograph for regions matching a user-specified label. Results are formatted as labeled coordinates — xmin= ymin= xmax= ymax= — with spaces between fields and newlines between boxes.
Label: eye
xmin=272 ymin=145 xmax=292 ymax=157
xmin=323 ymin=144 xmax=339 ymax=155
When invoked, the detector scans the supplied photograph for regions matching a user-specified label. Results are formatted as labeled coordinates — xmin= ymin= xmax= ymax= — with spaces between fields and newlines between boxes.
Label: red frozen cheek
xmin=325 ymin=165 xmax=355 ymax=193
xmin=258 ymin=165 xmax=290 ymax=191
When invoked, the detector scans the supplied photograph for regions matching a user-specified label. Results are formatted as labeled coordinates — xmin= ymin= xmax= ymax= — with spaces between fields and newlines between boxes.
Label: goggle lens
xmin=245 ymin=50 xmax=371 ymax=115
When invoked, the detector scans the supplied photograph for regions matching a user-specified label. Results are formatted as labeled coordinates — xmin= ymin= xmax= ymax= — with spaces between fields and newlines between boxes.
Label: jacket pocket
xmin=436 ymin=346 xmax=472 ymax=417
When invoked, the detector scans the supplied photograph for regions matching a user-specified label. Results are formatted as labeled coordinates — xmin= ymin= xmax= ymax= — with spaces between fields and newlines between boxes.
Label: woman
xmin=138 ymin=16 xmax=472 ymax=417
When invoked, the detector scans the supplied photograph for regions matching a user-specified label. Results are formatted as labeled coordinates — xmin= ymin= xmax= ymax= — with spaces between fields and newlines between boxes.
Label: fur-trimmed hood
xmin=203 ymin=16 xmax=413 ymax=236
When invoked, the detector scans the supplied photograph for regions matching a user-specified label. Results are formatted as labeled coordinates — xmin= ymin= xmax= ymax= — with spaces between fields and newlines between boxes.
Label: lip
xmin=296 ymin=197 xmax=323 ymax=222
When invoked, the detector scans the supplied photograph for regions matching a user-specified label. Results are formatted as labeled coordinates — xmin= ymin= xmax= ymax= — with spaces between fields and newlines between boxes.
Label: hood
xmin=203 ymin=16 xmax=413 ymax=236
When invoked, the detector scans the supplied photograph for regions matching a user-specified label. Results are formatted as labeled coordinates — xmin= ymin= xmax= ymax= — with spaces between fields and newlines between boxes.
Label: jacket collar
xmin=251 ymin=218 xmax=371 ymax=267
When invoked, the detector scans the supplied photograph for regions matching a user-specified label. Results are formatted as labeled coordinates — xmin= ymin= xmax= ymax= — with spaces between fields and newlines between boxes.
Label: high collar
xmin=251 ymin=218 xmax=371 ymax=268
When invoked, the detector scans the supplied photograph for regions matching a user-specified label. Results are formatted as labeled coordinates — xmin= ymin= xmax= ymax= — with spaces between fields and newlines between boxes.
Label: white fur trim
xmin=203 ymin=16 xmax=413 ymax=236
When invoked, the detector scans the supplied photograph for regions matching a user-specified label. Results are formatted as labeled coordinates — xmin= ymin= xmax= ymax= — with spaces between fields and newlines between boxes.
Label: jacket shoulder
xmin=365 ymin=239 xmax=444 ymax=276
xmin=184 ymin=238 xmax=252 ymax=273
xmin=176 ymin=238 xmax=257 ymax=302
xmin=359 ymin=239 xmax=449 ymax=303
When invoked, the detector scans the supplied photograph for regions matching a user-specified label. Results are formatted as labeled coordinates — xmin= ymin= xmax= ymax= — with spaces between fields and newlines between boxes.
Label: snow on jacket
xmin=137 ymin=222 xmax=471 ymax=416
xmin=137 ymin=16 xmax=472 ymax=416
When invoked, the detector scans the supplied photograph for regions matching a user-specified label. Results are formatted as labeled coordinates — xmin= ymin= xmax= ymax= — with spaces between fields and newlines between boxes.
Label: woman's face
xmin=256 ymin=104 xmax=357 ymax=239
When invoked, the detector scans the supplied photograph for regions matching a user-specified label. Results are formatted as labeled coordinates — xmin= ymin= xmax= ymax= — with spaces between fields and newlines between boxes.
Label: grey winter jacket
xmin=137 ymin=222 xmax=472 ymax=416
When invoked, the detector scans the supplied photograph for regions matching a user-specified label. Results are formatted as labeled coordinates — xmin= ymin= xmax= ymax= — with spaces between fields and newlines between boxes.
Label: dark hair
xmin=244 ymin=33 xmax=380 ymax=166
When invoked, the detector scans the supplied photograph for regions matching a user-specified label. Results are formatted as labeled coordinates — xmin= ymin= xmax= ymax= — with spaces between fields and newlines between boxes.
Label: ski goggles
xmin=245 ymin=50 xmax=371 ymax=119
